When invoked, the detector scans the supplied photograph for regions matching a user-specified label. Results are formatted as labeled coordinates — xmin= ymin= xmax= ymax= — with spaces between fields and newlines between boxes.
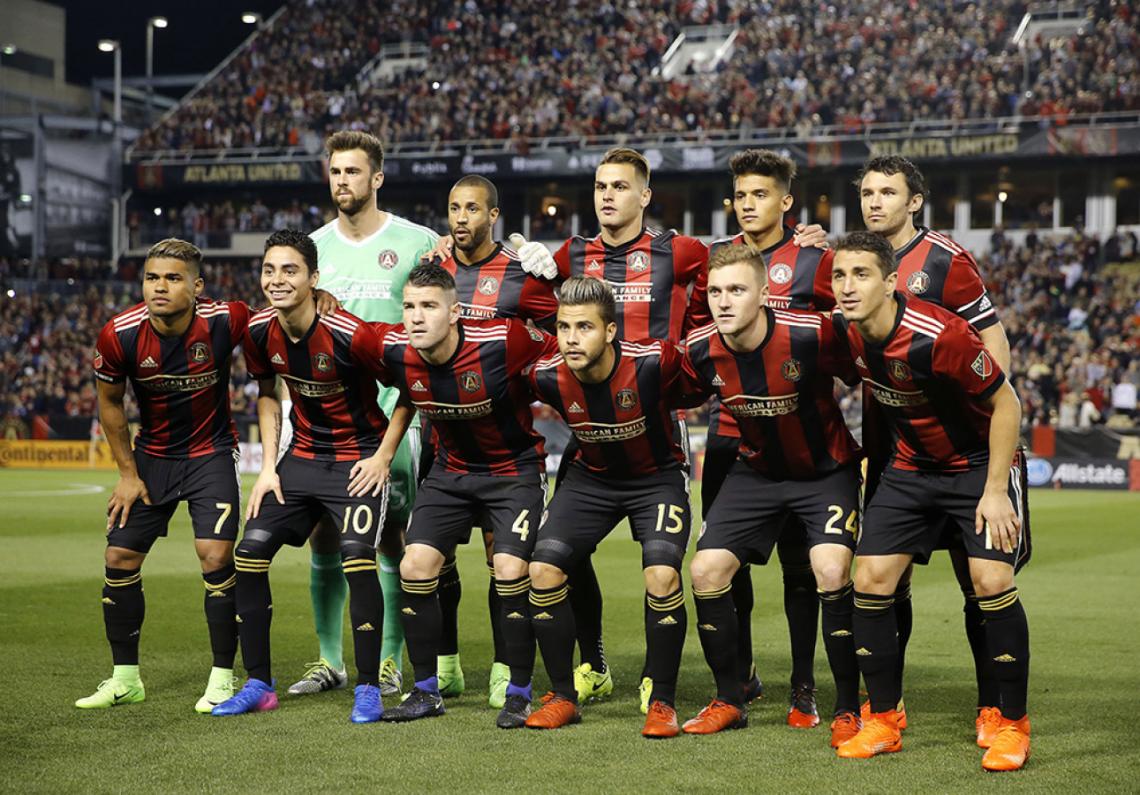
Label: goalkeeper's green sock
xmin=379 ymin=553 xmax=404 ymax=671
xmin=310 ymin=552 xmax=347 ymax=670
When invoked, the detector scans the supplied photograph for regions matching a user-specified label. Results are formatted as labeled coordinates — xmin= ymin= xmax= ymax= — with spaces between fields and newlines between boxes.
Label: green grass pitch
xmin=2 ymin=469 xmax=1137 ymax=793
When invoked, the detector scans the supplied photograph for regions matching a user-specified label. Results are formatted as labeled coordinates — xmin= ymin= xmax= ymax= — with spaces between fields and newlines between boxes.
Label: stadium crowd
xmin=133 ymin=0 xmax=1140 ymax=154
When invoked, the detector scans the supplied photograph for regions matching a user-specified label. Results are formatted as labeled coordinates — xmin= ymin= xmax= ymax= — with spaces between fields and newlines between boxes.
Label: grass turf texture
xmin=1 ymin=469 xmax=1137 ymax=793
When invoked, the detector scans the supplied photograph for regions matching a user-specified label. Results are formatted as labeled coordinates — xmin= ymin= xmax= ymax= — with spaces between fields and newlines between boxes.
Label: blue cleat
xmin=211 ymin=678 xmax=278 ymax=716
xmin=351 ymin=684 xmax=383 ymax=723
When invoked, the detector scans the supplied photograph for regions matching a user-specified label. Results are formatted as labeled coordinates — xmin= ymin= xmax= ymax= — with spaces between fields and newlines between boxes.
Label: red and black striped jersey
xmin=436 ymin=243 xmax=558 ymax=330
xmin=833 ymin=296 xmax=1006 ymax=473
xmin=244 ymin=308 xmax=393 ymax=463
xmin=377 ymin=318 xmax=556 ymax=476
xmin=681 ymin=308 xmax=860 ymax=480
xmin=554 ymin=226 xmax=710 ymax=342
xmin=94 ymin=300 xmax=246 ymax=459
xmin=896 ymin=227 xmax=997 ymax=330
xmin=529 ymin=339 xmax=687 ymax=479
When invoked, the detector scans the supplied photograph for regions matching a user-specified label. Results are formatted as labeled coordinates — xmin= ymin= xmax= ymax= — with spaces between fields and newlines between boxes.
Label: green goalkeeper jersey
xmin=310 ymin=213 xmax=439 ymax=418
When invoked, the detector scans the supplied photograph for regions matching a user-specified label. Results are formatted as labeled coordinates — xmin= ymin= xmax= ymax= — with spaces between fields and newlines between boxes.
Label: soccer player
xmin=288 ymin=130 xmax=439 ymax=699
xmin=677 ymin=245 xmax=862 ymax=746
xmin=78 ymin=239 xmax=247 ymax=712
xmin=858 ymin=155 xmax=1022 ymax=744
xmin=212 ymin=229 xmax=412 ymax=722
xmin=373 ymin=262 xmax=555 ymax=728
xmin=524 ymin=277 xmax=690 ymax=738
xmin=830 ymin=232 xmax=1030 ymax=771
xmin=432 ymin=175 xmax=558 ymax=708
xmin=704 ymin=149 xmax=838 ymax=728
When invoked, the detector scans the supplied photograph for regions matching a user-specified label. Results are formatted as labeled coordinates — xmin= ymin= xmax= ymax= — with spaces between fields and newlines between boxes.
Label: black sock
xmin=529 ymin=582 xmax=576 ymax=701
xmin=963 ymin=591 xmax=999 ymax=708
xmin=782 ymin=562 xmax=817 ymax=687
xmin=496 ymin=575 xmax=535 ymax=688
xmin=568 ymin=557 xmax=606 ymax=672
xmin=437 ymin=557 xmax=461 ymax=657
xmin=234 ymin=555 xmax=273 ymax=685
xmin=694 ymin=584 xmax=742 ymax=706
xmin=893 ymin=583 xmax=913 ymax=700
xmin=103 ymin=566 xmax=144 ymax=666
xmin=645 ymin=587 xmax=686 ymax=707
xmin=400 ymin=576 xmax=441 ymax=685
xmin=488 ymin=563 xmax=508 ymax=664
xmin=202 ymin=563 xmax=237 ymax=669
xmin=343 ymin=558 xmax=383 ymax=686
xmin=978 ymin=588 xmax=1030 ymax=720
xmin=819 ymin=583 xmax=859 ymax=714
xmin=853 ymin=591 xmax=898 ymax=714
xmin=730 ymin=565 xmax=755 ymax=683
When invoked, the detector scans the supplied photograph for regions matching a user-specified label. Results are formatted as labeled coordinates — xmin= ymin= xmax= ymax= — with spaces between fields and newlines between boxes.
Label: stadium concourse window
xmin=804 ymin=179 xmax=832 ymax=228
xmin=998 ymin=170 xmax=1058 ymax=230
xmin=969 ymin=174 xmax=998 ymax=229
xmin=927 ymin=176 xmax=958 ymax=231
xmin=1113 ymin=170 xmax=1140 ymax=226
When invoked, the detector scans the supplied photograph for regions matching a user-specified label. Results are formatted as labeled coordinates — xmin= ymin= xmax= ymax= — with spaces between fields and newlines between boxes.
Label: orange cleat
xmin=981 ymin=715 xmax=1030 ymax=772
xmin=642 ymin=700 xmax=680 ymax=739
xmin=976 ymin=706 xmax=1003 ymax=748
xmin=787 ymin=683 xmax=820 ymax=729
xmin=682 ymin=699 xmax=748 ymax=734
xmin=525 ymin=694 xmax=581 ymax=729
xmin=861 ymin=698 xmax=907 ymax=730
xmin=830 ymin=711 xmax=862 ymax=748
xmin=836 ymin=711 xmax=902 ymax=759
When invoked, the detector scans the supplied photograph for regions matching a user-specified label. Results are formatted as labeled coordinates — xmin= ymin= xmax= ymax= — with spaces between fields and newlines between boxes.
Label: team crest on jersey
xmin=906 ymin=271 xmax=930 ymax=295
xmin=527 ymin=326 xmax=544 ymax=342
xmin=460 ymin=370 xmax=482 ymax=393
xmin=93 ymin=350 xmax=104 ymax=369
xmin=478 ymin=276 xmax=499 ymax=296
xmin=781 ymin=358 xmax=802 ymax=382
xmin=586 ymin=259 xmax=603 ymax=274
xmin=769 ymin=262 xmax=793 ymax=285
xmin=313 ymin=352 xmax=333 ymax=373
xmin=616 ymin=388 xmax=638 ymax=410
xmin=378 ymin=249 xmax=400 ymax=270
xmin=189 ymin=342 xmax=210 ymax=363
xmin=888 ymin=359 xmax=911 ymax=382
xmin=971 ymin=351 xmax=993 ymax=379
xmin=626 ymin=251 xmax=650 ymax=273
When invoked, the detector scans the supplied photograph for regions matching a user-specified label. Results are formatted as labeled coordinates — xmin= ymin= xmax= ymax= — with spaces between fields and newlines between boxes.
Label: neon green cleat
xmin=437 ymin=653 xmax=465 ymax=698
xmin=75 ymin=678 xmax=145 ymax=709
xmin=488 ymin=661 xmax=510 ymax=709
xmin=379 ymin=656 xmax=403 ymax=698
xmin=639 ymin=676 xmax=653 ymax=715
xmin=573 ymin=663 xmax=614 ymax=704
xmin=195 ymin=667 xmax=237 ymax=713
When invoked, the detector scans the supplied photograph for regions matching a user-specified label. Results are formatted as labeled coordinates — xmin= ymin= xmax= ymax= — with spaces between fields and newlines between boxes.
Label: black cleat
xmin=743 ymin=673 xmax=764 ymax=703
xmin=496 ymin=693 xmax=532 ymax=729
xmin=380 ymin=687 xmax=445 ymax=722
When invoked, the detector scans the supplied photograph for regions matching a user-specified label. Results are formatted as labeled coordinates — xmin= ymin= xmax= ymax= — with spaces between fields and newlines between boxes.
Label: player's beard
xmin=453 ymin=225 xmax=490 ymax=256
xmin=336 ymin=190 xmax=373 ymax=218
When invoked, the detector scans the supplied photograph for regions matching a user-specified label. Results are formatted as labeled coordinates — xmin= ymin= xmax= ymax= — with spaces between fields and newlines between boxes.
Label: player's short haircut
xmin=835 ymin=231 xmax=898 ymax=277
xmin=707 ymin=243 xmax=767 ymax=285
xmin=145 ymin=238 xmax=202 ymax=277
xmin=264 ymin=228 xmax=319 ymax=274
xmin=325 ymin=130 xmax=385 ymax=172
xmin=406 ymin=261 xmax=457 ymax=296
xmin=856 ymin=155 xmax=929 ymax=202
xmin=599 ymin=147 xmax=650 ymax=186
xmin=452 ymin=175 xmax=498 ymax=209
xmin=557 ymin=276 xmax=616 ymax=326
xmin=729 ymin=149 xmax=796 ymax=192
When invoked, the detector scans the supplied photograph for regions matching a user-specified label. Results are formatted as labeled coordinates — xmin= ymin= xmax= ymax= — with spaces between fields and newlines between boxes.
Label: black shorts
xmin=406 ymin=468 xmax=546 ymax=560
xmin=242 ymin=455 xmax=389 ymax=552
xmin=859 ymin=463 xmax=1026 ymax=567
xmin=532 ymin=465 xmax=691 ymax=572
xmin=700 ymin=434 xmax=739 ymax=517
xmin=698 ymin=461 xmax=860 ymax=565
xmin=107 ymin=448 xmax=241 ymax=553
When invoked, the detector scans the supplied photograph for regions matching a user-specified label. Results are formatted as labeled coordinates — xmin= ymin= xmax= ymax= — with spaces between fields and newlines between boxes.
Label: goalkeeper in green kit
xmin=285 ymin=131 xmax=439 ymax=697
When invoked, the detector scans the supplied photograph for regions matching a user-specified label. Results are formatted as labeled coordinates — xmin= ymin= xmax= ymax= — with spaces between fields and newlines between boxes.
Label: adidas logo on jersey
xmin=271 ymin=353 xmax=285 ymax=365
xmin=140 ymin=356 xmax=158 ymax=369
xmin=657 ymin=615 xmax=678 ymax=626
xmin=711 ymin=374 xmax=725 ymax=386
xmin=568 ymin=401 xmax=584 ymax=413
xmin=855 ymin=356 xmax=866 ymax=369
xmin=411 ymin=380 xmax=427 ymax=392
xmin=355 ymin=623 xmax=375 ymax=632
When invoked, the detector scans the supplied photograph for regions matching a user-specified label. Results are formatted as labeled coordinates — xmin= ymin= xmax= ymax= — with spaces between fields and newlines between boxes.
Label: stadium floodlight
xmin=150 ymin=16 xmax=168 ymax=29
xmin=146 ymin=18 xmax=169 ymax=124
xmin=97 ymin=39 xmax=118 ymax=53
xmin=18 ymin=193 xmax=32 ymax=203
xmin=97 ymin=40 xmax=122 ymax=126
xmin=5 ymin=289 xmax=14 ymax=298
xmin=241 ymin=12 xmax=262 ymax=25
xmin=2 ymin=45 xmax=16 ymax=56
xmin=998 ymin=191 xmax=1009 ymax=203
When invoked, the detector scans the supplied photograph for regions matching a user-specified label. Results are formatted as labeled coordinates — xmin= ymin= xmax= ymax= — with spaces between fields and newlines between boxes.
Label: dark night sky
xmin=48 ymin=0 xmax=283 ymax=95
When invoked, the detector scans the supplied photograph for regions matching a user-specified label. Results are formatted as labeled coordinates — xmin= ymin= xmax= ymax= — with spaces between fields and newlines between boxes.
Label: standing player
xmin=858 ymin=155 xmax=1021 ymax=743
xmin=288 ymin=131 xmax=439 ymax=699
xmin=830 ymin=232 xmax=1030 ymax=771
xmin=431 ymin=175 xmax=558 ymax=707
xmin=212 ymin=230 xmax=412 ymax=722
xmin=78 ymin=239 xmax=245 ymax=713
xmin=524 ymin=277 xmax=690 ymax=738
xmin=373 ymin=263 xmax=555 ymax=728
xmin=677 ymin=245 xmax=862 ymax=746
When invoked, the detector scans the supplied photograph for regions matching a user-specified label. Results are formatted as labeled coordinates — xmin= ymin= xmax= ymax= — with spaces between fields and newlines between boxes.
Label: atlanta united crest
xmin=781 ymin=358 xmax=802 ymax=382
xmin=770 ymin=262 xmax=793 ymax=285
xmin=906 ymin=271 xmax=930 ymax=295
xmin=313 ymin=352 xmax=333 ymax=372
xmin=460 ymin=370 xmax=482 ymax=393
xmin=888 ymin=359 xmax=911 ymax=382
xmin=616 ymin=388 xmax=638 ymax=409
xmin=189 ymin=342 xmax=210 ymax=363
xmin=478 ymin=276 xmax=499 ymax=296
xmin=627 ymin=251 xmax=650 ymax=273
xmin=378 ymin=249 xmax=400 ymax=270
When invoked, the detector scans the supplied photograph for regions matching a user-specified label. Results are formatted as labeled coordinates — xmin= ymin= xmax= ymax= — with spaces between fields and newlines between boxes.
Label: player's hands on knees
xmin=975 ymin=488 xmax=1020 ymax=554
xmin=348 ymin=452 xmax=392 ymax=498
xmin=107 ymin=474 xmax=151 ymax=530
xmin=313 ymin=289 xmax=342 ymax=316
xmin=792 ymin=223 xmax=829 ymax=249
xmin=424 ymin=235 xmax=454 ymax=264
xmin=247 ymin=470 xmax=284 ymax=520
xmin=509 ymin=234 xmax=558 ymax=280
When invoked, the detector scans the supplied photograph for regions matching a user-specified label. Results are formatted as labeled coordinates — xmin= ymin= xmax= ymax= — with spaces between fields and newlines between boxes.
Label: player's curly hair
xmin=145 ymin=238 xmax=202 ymax=276
xmin=835 ymin=231 xmax=898 ymax=277
xmin=729 ymin=149 xmax=796 ymax=192
xmin=264 ymin=228 xmax=319 ymax=274
xmin=557 ymin=276 xmax=616 ymax=326
xmin=856 ymin=155 xmax=929 ymax=202
xmin=406 ymin=261 xmax=457 ymax=294
xmin=326 ymin=130 xmax=385 ymax=172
